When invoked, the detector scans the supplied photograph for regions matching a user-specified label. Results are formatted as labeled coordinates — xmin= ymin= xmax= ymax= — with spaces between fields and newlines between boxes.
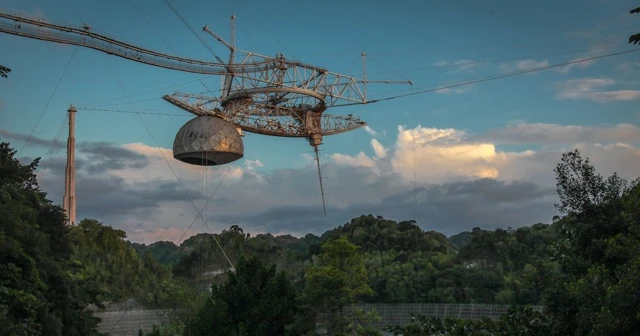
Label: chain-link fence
xmin=347 ymin=303 xmax=544 ymax=327
xmin=94 ymin=304 xmax=544 ymax=335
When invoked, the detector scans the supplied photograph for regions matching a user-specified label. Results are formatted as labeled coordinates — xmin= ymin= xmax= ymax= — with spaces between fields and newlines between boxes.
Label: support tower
xmin=63 ymin=105 xmax=76 ymax=225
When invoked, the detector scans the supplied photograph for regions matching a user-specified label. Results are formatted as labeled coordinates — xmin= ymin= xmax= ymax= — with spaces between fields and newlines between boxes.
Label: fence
xmin=94 ymin=304 xmax=543 ymax=335
xmin=347 ymin=303 xmax=544 ymax=327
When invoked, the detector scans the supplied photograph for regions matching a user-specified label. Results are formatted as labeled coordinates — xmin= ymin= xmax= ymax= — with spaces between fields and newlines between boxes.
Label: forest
xmin=1 ymin=134 xmax=639 ymax=336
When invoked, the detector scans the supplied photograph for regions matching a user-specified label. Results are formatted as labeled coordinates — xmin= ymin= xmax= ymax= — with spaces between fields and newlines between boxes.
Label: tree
xmin=185 ymin=256 xmax=298 ymax=336
xmin=301 ymin=236 xmax=375 ymax=335
xmin=630 ymin=7 xmax=640 ymax=44
xmin=543 ymin=149 xmax=640 ymax=335
xmin=0 ymin=141 xmax=104 ymax=335
xmin=0 ymin=65 xmax=9 ymax=78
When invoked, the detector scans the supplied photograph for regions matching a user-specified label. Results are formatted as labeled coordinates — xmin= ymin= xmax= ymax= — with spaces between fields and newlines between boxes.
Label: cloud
xmin=218 ymin=179 xmax=557 ymax=237
xmin=371 ymin=139 xmax=387 ymax=158
xmin=555 ymin=78 xmax=640 ymax=102
xmin=433 ymin=59 xmax=478 ymax=73
xmin=436 ymin=85 xmax=474 ymax=95
xmin=616 ymin=61 xmax=640 ymax=73
xmin=554 ymin=57 xmax=597 ymax=74
xmin=8 ymin=120 xmax=639 ymax=243
xmin=363 ymin=125 xmax=378 ymax=137
xmin=76 ymin=142 xmax=149 ymax=173
xmin=475 ymin=123 xmax=640 ymax=145
xmin=499 ymin=59 xmax=550 ymax=73
xmin=0 ymin=129 xmax=63 ymax=148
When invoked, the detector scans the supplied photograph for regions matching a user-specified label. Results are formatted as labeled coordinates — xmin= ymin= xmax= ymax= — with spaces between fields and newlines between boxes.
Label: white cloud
xmin=371 ymin=139 xmax=387 ymax=158
xmin=554 ymin=57 xmax=597 ymax=74
xmin=20 ymin=121 xmax=640 ymax=243
xmin=556 ymin=78 xmax=640 ymax=102
xmin=333 ymin=124 xmax=639 ymax=186
xmin=433 ymin=59 xmax=478 ymax=72
xmin=476 ymin=123 xmax=640 ymax=145
xmin=500 ymin=59 xmax=550 ymax=73
xmin=363 ymin=125 xmax=378 ymax=137
xmin=332 ymin=152 xmax=376 ymax=168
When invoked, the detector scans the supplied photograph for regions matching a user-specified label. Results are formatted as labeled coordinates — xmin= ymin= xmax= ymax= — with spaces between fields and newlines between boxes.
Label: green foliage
xmin=321 ymin=216 xmax=452 ymax=255
xmin=139 ymin=321 xmax=188 ymax=336
xmin=302 ymin=236 xmax=375 ymax=335
xmin=386 ymin=306 xmax=550 ymax=336
xmin=347 ymin=308 xmax=384 ymax=336
xmin=630 ymin=7 xmax=640 ymax=44
xmin=69 ymin=218 xmax=191 ymax=309
xmin=132 ymin=240 xmax=185 ymax=265
xmin=184 ymin=256 xmax=298 ymax=336
xmin=540 ymin=149 xmax=640 ymax=335
xmin=0 ymin=65 xmax=9 ymax=78
xmin=448 ymin=231 xmax=473 ymax=249
xmin=0 ymin=141 xmax=103 ymax=335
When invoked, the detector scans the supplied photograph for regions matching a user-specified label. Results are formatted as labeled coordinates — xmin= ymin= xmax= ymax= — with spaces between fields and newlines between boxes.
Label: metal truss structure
xmin=0 ymin=8 xmax=412 ymax=216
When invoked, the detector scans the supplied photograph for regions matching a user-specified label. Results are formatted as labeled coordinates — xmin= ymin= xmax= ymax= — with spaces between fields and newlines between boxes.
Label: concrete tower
xmin=63 ymin=104 xmax=76 ymax=225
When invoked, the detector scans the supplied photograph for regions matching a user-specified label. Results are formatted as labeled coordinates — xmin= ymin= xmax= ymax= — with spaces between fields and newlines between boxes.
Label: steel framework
xmin=0 ymin=8 xmax=412 ymax=216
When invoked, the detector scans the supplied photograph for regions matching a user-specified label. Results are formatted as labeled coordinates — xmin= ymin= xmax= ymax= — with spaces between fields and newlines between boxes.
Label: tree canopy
xmin=0 ymin=65 xmax=9 ymax=78
xmin=184 ymin=256 xmax=298 ymax=336
xmin=630 ymin=6 xmax=640 ymax=44
xmin=0 ymin=141 xmax=103 ymax=335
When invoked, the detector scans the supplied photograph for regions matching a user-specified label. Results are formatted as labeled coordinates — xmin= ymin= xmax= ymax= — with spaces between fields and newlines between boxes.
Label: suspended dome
xmin=173 ymin=115 xmax=244 ymax=166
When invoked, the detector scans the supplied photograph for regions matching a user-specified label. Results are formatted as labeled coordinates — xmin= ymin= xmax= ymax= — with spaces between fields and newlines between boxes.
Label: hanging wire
xmin=79 ymin=79 xmax=221 ymax=107
xmin=231 ymin=0 xmax=297 ymax=60
xmin=39 ymin=116 xmax=68 ymax=186
xmin=334 ymin=48 xmax=640 ymax=107
xmin=126 ymin=0 xmax=216 ymax=94
xmin=80 ymin=107 xmax=187 ymax=117
xmin=18 ymin=46 xmax=78 ymax=157
xmin=359 ymin=44 xmax=627 ymax=77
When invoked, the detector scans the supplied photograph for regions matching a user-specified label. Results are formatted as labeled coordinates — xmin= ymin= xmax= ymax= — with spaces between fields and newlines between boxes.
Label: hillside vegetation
xmin=1 ymin=139 xmax=639 ymax=335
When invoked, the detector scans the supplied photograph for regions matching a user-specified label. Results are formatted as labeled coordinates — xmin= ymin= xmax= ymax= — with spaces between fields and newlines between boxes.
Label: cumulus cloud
xmin=7 ymin=120 xmax=639 ymax=243
xmin=555 ymin=78 xmax=640 ymax=102
xmin=433 ymin=59 xmax=478 ymax=72
xmin=371 ymin=139 xmax=387 ymax=158
xmin=500 ymin=59 xmax=550 ymax=73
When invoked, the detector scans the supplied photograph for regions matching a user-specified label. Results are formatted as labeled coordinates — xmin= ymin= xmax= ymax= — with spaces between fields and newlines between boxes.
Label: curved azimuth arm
xmin=0 ymin=10 xmax=412 ymax=106
xmin=0 ymin=11 xmax=271 ymax=74
xmin=162 ymin=92 xmax=367 ymax=137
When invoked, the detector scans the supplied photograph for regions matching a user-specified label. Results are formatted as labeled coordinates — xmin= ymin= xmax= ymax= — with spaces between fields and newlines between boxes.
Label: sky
xmin=1 ymin=0 xmax=640 ymax=244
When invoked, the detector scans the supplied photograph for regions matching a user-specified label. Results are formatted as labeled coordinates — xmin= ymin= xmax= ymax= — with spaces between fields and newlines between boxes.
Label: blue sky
xmin=1 ymin=0 xmax=640 ymax=243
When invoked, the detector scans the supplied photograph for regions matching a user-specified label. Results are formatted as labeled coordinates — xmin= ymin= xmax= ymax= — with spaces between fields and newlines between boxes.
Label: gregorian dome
xmin=173 ymin=115 xmax=244 ymax=166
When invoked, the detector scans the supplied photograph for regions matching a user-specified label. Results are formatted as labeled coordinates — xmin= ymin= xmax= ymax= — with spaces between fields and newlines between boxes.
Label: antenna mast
xmin=63 ymin=105 xmax=77 ymax=225
xmin=362 ymin=51 xmax=367 ymax=99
